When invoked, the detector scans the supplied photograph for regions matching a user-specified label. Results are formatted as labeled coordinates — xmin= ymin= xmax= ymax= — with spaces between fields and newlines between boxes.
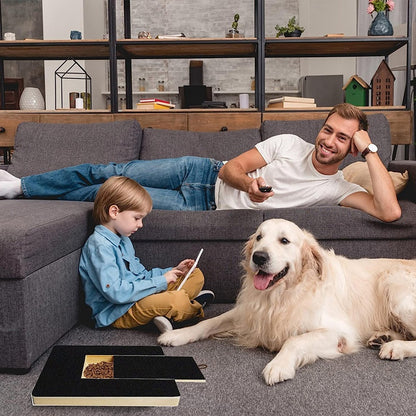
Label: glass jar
xmin=138 ymin=78 xmax=146 ymax=92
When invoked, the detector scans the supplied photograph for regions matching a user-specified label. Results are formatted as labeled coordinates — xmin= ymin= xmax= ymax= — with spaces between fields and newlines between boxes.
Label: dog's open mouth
xmin=254 ymin=266 xmax=289 ymax=290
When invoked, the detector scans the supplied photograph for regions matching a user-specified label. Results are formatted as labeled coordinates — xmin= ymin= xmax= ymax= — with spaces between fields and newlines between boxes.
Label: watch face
xmin=368 ymin=143 xmax=378 ymax=153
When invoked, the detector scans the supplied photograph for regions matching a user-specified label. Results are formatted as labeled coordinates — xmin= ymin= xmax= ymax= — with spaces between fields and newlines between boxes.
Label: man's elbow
xmin=379 ymin=205 xmax=402 ymax=223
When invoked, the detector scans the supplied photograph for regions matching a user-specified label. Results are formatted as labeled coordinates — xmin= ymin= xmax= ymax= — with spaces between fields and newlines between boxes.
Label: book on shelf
xmin=267 ymin=96 xmax=315 ymax=104
xmin=139 ymin=98 xmax=172 ymax=104
xmin=267 ymin=96 xmax=316 ymax=109
xmin=267 ymin=101 xmax=317 ymax=109
xmin=136 ymin=99 xmax=175 ymax=110
xmin=324 ymin=33 xmax=345 ymax=37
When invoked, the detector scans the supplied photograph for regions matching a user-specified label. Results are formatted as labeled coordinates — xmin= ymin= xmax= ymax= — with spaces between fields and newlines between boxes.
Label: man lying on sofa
xmin=0 ymin=103 xmax=401 ymax=223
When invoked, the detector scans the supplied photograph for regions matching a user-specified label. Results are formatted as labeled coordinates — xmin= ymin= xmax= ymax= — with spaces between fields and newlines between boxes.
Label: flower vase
xmin=368 ymin=11 xmax=393 ymax=36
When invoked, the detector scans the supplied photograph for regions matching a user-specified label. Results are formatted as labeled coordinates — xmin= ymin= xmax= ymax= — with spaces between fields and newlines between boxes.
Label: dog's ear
xmin=243 ymin=233 xmax=254 ymax=260
xmin=241 ymin=232 xmax=255 ymax=273
xmin=300 ymin=231 xmax=324 ymax=279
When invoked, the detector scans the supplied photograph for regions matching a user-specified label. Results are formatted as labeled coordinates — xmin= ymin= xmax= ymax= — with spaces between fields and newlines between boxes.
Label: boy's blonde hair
xmin=93 ymin=176 xmax=152 ymax=225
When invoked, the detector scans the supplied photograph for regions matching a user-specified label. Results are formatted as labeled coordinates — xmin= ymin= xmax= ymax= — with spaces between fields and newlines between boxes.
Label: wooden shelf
xmin=116 ymin=38 xmax=258 ymax=59
xmin=4 ymin=37 xmax=397 ymax=60
xmin=0 ymin=38 xmax=258 ymax=60
xmin=0 ymin=109 xmax=411 ymax=148
xmin=1 ymin=37 xmax=406 ymax=61
xmin=265 ymin=36 xmax=408 ymax=58
xmin=0 ymin=40 xmax=110 ymax=60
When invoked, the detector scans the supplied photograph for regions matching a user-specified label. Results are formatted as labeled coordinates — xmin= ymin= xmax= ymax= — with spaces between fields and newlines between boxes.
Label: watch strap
xmin=361 ymin=147 xmax=371 ymax=158
xmin=361 ymin=144 xmax=377 ymax=158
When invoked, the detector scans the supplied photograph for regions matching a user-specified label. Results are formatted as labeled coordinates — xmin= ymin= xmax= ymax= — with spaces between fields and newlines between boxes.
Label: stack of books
xmin=136 ymin=98 xmax=175 ymax=110
xmin=266 ymin=96 xmax=316 ymax=109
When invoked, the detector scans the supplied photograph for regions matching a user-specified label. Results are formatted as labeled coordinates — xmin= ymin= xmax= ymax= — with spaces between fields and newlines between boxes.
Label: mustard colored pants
xmin=112 ymin=268 xmax=204 ymax=329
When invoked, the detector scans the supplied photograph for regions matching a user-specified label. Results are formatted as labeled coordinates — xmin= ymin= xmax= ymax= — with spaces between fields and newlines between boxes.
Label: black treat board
xmin=32 ymin=345 xmax=204 ymax=407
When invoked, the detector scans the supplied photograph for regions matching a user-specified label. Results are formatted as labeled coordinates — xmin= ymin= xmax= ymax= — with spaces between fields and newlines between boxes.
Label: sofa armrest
xmin=388 ymin=160 xmax=416 ymax=202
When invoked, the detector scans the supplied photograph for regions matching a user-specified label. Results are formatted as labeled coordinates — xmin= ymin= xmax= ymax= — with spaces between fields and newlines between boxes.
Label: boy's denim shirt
xmin=79 ymin=225 xmax=170 ymax=327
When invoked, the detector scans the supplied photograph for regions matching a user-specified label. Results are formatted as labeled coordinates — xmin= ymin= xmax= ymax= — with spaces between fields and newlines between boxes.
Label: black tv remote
xmin=259 ymin=186 xmax=272 ymax=193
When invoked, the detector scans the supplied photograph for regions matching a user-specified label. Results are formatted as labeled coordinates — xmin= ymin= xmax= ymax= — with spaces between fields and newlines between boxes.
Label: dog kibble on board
xmin=83 ymin=361 xmax=114 ymax=379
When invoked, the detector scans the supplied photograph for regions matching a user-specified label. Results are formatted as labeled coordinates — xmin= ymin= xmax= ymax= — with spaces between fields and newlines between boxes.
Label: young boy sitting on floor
xmin=79 ymin=176 xmax=214 ymax=333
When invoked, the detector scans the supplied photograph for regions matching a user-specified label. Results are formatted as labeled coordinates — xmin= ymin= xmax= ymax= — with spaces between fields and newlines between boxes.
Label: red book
xmin=139 ymin=98 xmax=171 ymax=104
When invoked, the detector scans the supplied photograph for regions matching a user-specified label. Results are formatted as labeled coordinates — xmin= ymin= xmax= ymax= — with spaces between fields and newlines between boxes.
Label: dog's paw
xmin=367 ymin=333 xmax=392 ymax=350
xmin=157 ymin=328 xmax=192 ymax=347
xmin=379 ymin=340 xmax=412 ymax=360
xmin=262 ymin=360 xmax=296 ymax=385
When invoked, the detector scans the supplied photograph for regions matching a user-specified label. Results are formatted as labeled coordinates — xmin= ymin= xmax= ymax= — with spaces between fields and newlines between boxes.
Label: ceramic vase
xmin=368 ymin=11 xmax=394 ymax=36
xmin=19 ymin=87 xmax=45 ymax=110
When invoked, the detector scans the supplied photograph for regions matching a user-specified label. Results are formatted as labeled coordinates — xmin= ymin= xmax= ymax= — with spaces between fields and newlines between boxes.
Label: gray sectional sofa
xmin=0 ymin=114 xmax=415 ymax=373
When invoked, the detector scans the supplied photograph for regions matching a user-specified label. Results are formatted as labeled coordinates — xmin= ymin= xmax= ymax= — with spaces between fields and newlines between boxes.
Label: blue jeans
xmin=21 ymin=156 xmax=223 ymax=211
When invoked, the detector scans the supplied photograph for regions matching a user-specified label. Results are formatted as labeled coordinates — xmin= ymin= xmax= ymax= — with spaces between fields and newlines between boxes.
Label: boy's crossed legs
xmin=112 ymin=268 xmax=213 ymax=332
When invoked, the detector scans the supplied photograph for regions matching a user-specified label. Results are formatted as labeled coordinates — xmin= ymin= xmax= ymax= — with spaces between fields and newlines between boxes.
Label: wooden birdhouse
xmin=342 ymin=75 xmax=370 ymax=106
xmin=371 ymin=60 xmax=395 ymax=106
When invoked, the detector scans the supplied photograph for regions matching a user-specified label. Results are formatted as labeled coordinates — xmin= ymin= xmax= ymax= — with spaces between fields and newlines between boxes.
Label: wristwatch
xmin=361 ymin=143 xmax=378 ymax=158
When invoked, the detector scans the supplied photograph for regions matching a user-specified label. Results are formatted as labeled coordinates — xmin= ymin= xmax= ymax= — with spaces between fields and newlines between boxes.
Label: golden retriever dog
xmin=158 ymin=218 xmax=416 ymax=385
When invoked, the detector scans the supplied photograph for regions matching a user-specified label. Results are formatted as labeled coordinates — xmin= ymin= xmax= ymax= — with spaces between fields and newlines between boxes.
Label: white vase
xmin=19 ymin=87 xmax=45 ymax=110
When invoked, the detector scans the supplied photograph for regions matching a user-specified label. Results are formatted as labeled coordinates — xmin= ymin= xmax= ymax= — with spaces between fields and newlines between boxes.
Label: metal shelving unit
xmin=0 ymin=0 xmax=412 ymax=113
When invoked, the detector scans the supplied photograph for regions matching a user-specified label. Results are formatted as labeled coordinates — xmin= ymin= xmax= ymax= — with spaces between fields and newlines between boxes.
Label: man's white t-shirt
xmin=215 ymin=134 xmax=365 ymax=210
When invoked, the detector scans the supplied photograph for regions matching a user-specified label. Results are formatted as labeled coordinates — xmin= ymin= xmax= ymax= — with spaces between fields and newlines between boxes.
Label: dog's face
xmin=245 ymin=219 xmax=321 ymax=291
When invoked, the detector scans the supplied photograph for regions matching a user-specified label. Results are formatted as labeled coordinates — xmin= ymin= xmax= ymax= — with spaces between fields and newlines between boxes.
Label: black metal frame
xmin=54 ymin=60 xmax=92 ymax=110
xmin=0 ymin=0 xmax=412 ymax=116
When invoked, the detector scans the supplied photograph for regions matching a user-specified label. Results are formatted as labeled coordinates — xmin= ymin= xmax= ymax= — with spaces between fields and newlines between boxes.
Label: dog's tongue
xmin=254 ymin=271 xmax=275 ymax=290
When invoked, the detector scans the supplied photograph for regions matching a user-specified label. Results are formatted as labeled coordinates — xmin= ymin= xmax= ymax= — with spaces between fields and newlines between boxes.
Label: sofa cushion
xmin=139 ymin=128 xmax=261 ymax=161
xmin=261 ymin=202 xmax=416 ymax=261
xmin=263 ymin=201 xmax=416 ymax=242
xmin=0 ymin=200 xmax=93 ymax=280
xmin=261 ymin=113 xmax=391 ymax=169
xmin=343 ymin=161 xmax=409 ymax=194
xmin=8 ymin=120 xmax=142 ymax=177
xmin=133 ymin=209 xmax=263 ymax=241
xmin=130 ymin=209 xmax=264 ymax=303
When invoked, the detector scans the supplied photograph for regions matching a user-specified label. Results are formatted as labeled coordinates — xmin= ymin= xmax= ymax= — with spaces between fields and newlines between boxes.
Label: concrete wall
xmin=1 ymin=0 xmax=44 ymax=95
xmin=118 ymin=0 xmax=300 ymax=108
xmin=42 ymin=0 xmax=106 ymax=109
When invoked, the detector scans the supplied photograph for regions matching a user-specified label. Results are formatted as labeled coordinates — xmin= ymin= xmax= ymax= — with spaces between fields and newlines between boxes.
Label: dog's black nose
xmin=253 ymin=251 xmax=269 ymax=266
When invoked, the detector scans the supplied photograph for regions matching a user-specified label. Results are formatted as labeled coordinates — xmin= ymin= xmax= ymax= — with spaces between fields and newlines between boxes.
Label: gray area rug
xmin=1 ymin=304 xmax=416 ymax=416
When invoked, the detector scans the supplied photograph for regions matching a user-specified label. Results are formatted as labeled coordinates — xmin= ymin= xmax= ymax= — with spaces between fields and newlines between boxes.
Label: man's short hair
xmin=324 ymin=103 xmax=368 ymax=131
xmin=93 ymin=176 xmax=152 ymax=225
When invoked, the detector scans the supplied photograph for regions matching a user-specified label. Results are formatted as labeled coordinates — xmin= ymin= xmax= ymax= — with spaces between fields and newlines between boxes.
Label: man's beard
xmin=314 ymin=142 xmax=348 ymax=166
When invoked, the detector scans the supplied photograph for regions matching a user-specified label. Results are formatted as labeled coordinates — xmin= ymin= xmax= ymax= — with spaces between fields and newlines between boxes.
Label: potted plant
xmin=226 ymin=13 xmax=242 ymax=38
xmin=275 ymin=16 xmax=304 ymax=38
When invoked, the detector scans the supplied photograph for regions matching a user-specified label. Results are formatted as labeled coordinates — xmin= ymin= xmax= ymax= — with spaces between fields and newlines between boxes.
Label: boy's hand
xmin=175 ymin=259 xmax=194 ymax=274
xmin=164 ymin=269 xmax=183 ymax=284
